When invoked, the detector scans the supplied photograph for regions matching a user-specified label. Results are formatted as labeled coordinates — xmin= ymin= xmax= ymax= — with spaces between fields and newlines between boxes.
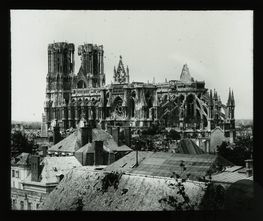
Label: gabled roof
xmin=40 ymin=156 xmax=82 ymax=183
xmin=211 ymin=167 xmax=250 ymax=184
xmin=49 ymin=131 xmax=78 ymax=153
xmin=177 ymin=139 xmax=205 ymax=154
xmin=75 ymin=143 xmax=93 ymax=153
xmin=104 ymin=151 xmax=218 ymax=181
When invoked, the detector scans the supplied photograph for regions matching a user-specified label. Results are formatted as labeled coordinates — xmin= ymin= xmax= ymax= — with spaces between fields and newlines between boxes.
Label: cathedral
xmin=43 ymin=42 xmax=235 ymax=140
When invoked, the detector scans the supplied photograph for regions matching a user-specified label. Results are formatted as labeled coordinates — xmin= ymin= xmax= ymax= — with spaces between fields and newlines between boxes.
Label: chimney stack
xmin=94 ymin=141 xmax=104 ymax=165
xmin=245 ymin=159 xmax=253 ymax=177
xmin=77 ymin=122 xmax=93 ymax=149
xmin=31 ymin=155 xmax=41 ymax=182
xmin=79 ymin=127 xmax=89 ymax=147
xmin=53 ymin=125 xmax=61 ymax=145
xmin=42 ymin=145 xmax=48 ymax=157
xmin=124 ymin=127 xmax=132 ymax=147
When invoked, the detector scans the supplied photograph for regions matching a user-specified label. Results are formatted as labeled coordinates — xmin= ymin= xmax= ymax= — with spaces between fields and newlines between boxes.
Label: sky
xmin=11 ymin=10 xmax=253 ymax=121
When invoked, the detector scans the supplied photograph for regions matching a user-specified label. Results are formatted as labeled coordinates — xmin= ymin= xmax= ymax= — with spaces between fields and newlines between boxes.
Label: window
xmin=12 ymin=170 xmax=15 ymax=177
xmin=27 ymin=202 xmax=32 ymax=210
xmin=12 ymin=181 xmax=15 ymax=188
xmin=15 ymin=171 xmax=19 ymax=178
xmin=20 ymin=201 xmax=24 ymax=210
xmin=12 ymin=199 xmax=16 ymax=209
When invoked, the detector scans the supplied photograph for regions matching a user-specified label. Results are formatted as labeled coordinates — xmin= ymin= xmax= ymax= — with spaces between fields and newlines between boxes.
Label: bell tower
xmin=77 ymin=44 xmax=105 ymax=88
xmin=45 ymin=42 xmax=75 ymax=129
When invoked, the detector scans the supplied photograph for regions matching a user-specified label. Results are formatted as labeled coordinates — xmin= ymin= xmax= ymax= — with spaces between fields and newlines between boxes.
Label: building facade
xmin=43 ymin=42 xmax=235 ymax=139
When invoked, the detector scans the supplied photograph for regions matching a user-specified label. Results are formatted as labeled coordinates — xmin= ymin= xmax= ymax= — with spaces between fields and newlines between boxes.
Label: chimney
xmin=77 ymin=124 xmax=92 ymax=148
xmin=79 ymin=127 xmax=89 ymax=147
xmin=42 ymin=145 xmax=48 ymax=157
xmin=124 ymin=127 xmax=132 ymax=147
xmin=112 ymin=127 xmax=120 ymax=146
xmin=31 ymin=155 xmax=41 ymax=182
xmin=245 ymin=159 xmax=253 ymax=177
xmin=53 ymin=125 xmax=61 ymax=144
xmin=94 ymin=141 xmax=104 ymax=165
xmin=87 ymin=126 xmax=92 ymax=143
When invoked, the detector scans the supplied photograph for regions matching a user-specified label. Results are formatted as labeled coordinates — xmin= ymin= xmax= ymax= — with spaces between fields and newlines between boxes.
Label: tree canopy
xmin=217 ymin=137 xmax=253 ymax=166
xmin=11 ymin=131 xmax=34 ymax=158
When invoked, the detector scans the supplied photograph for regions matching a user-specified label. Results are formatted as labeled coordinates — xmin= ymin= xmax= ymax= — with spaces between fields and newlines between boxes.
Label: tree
xmin=217 ymin=137 xmax=253 ymax=166
xmin=11 ymin=131 xmax=34 ymax=157
xmin=167 ymin=129 xmax=181 ymax=140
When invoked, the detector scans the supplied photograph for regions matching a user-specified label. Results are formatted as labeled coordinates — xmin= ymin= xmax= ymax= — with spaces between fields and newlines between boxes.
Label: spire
xmin=180 ymin=64 xmax=193 ymax=83
xmin=231 ymin=90 xmax=235 ymax=106
xmin=126 ymin=65 xmax=130 ymax=84
xmin=227 ymin=88 xmax=231 ymax=106
xmin=209 ymin=89 xmax=213 ymax=106
xmin=214 ymin=89 xmax=218 ymax=100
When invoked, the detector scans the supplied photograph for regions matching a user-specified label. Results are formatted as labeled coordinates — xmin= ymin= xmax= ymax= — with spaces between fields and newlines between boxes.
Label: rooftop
xmin=104 ymin=151 xmax=223 ymax=181
xmin=212 ymin=166 xmax=253 ymax=184
xmin=39 ymin=156 xmax=82 ymax=183
xmin=49 ymin=128 xmax=132 ymax=154
xmin=41 ymin=167 xmax=206 ymax=211
xmin=177 ymin=139 xmax=205 ymax=154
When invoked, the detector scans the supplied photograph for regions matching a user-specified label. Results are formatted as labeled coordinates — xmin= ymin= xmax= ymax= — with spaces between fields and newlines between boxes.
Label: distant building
xmin=11 ymin=153 xmax=31 ymax=190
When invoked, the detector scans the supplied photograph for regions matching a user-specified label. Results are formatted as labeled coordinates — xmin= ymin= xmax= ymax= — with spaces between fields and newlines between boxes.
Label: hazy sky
xmin=11 ymin=10 xmax=253 ymax=121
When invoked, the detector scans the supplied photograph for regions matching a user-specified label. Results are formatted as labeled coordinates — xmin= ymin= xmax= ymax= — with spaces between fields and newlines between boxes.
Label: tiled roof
xmin=49 ymin=131 xmax=78 ymax=153
xmin=117 ymin=144 xmax=133 ymax=152
xmin=177 ymin=139 xmax=205 ymax=154
xmin=75 ymin=143 xmax=93 ymax=153
xmin=41 ymin=168 xmax=206 ymax=211
xmin=92 ymin=128 xmax=112 ymax=141
xmin=104 ymin=151 xmax=218 ymax=181
xmin=40 ymin=156 xmax=82 ymax=183
xmin=211 ymin=166 xmax=252 ymax=184
xmin=75 ymin=142 xmax=114 ymax=153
